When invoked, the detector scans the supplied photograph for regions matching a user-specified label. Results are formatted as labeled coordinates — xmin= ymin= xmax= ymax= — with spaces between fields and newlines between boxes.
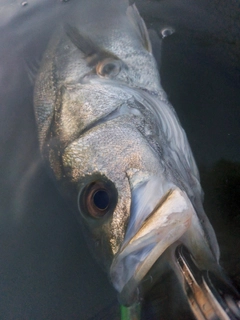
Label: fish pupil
xmin=103 ymin=63 xmax=115 ymax=74
xmin=93 ymin=189 xmax=109 ymax=210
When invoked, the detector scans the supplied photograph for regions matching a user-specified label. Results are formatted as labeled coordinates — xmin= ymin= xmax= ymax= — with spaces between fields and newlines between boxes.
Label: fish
xmin=34 ymin=0 xmax=223 ymax=309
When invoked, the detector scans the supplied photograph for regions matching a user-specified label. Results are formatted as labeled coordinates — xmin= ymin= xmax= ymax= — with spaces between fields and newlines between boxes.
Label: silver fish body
xmin=34 ymin=0 xmax=221 ymax=306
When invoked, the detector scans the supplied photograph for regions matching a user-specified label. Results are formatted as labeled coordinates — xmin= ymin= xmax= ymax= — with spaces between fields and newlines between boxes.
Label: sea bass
xmin=34 ymin=0 xmax=221 ymax=307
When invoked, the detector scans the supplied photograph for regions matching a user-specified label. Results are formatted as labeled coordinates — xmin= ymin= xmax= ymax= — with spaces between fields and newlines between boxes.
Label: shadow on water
xmin=200 ymin=160 xmax=240 ymax=290
xmin=0 ymin=0 xmax=239 ymax=319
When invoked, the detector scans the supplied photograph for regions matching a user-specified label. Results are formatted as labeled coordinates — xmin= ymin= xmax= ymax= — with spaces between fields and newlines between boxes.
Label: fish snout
xmin=110 ymin=187 xmax=196 ymax=306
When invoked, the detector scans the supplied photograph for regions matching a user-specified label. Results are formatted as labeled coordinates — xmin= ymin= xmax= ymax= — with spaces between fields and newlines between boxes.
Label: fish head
xmin=44 ymin=82 xmax=218 ymax=306
xmin=34 ymin=1 xmax=221 ymax=307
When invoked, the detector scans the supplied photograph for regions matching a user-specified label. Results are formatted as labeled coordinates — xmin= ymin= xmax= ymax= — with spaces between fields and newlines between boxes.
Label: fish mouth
xmin=110 ymin=187 xmax=195 ymax=306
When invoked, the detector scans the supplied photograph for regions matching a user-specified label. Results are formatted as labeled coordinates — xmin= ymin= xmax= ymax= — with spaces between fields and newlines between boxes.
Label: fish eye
xmin=96 ymin=58 xmax=121 ymax=78
xmin=78 ymin=178 xmax=118 ymax=219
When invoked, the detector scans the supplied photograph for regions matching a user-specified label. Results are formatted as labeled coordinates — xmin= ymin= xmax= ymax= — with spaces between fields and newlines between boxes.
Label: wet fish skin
xmin=34 ymin=0 xmax=221 ymax=305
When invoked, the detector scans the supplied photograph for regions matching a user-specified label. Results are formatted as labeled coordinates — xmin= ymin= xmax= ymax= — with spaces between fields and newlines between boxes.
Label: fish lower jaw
xmin=110 ymin=188 xmax=194 ymax=306
xmin=113 ymin=242 xmax=182 ymax=306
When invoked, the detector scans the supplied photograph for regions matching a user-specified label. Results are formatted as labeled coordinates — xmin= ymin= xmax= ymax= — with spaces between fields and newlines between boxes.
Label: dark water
xmin=0 ymin=0 xmax=239 ymax=319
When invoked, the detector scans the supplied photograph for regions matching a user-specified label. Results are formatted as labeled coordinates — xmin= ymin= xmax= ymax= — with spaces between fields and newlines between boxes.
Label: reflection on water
xmin=0 ymin=0 xmax=239 ymax=319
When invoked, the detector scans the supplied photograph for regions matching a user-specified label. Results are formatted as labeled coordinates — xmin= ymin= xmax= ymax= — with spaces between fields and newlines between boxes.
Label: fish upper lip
xmin=110 ymin=188 xmax=193 ymax=305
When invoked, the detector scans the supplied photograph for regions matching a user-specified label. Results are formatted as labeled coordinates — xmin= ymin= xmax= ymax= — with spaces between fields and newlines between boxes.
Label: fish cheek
xmin=79 ymin=202 xmax=130 ymax=271
xmin=81 ymin=222 xmax=115 ymax=270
